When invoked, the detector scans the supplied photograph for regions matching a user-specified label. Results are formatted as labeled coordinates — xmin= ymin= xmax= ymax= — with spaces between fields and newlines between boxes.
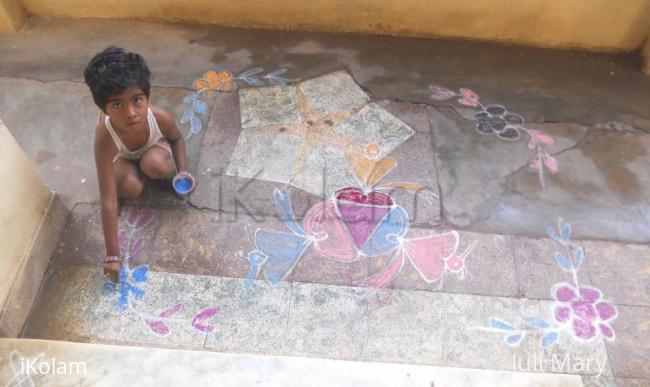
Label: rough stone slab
xmin=371 ymin=229 xmax=517 ymax=297
xmin=430 ymin=105 xmax=650 ymax=243
xmin=382 ymin=131 xmax=441 ymax=227
xmin=581 ymin=375 xmax=616 ymax=387
xmin=614 ymin=377 xmax=650 ymax=386
xmin=210 ymin=72 xmax=417 ymax=200
xmin=21 ymin=264 xmax=97 ymax=342
xmin=333 ymin=102 xmax=415 ymax=160
xmin=605 ymin=305 xmax=650 ymax=380
xmin=0 ymin=78 xmax=209 ymax=207
xmin=283 ymin=246 xmax=373 ymax=288
xmin=289 ymin=143 xmax=358 ymax=197
xmin=363 ymin=289 xmax=446 ymax=364
xmin=50 ymin=204 xmax=229 ymax=277
xmin=53 ymin=203 xmax=595 ymax=300
xmin=188 ymin=91 xmax=242 ymax=211
xmin=297 ymin=71 xmax=370 ymax=117
xmin=583 ymin=241 xmax=650 ymax=307
xmin=196 ymin=170 xmax=322 ymax=219
xmin=443 ymin=231 xmax=518 ymax=297
xmin=376 ymin=100 xmax=432 ymax=133
xmin=445 ymin=294 xmax=611 ymax=377
xmin=219 ymin=211 xmax=373 ymax=288
xmin=56 ymin=202 xmax=372 ymax=288
xmin=239 ymin=85 xmax=302 ymax=129
xmin=283 ymin=283 xmax=368 ymax=360
xmin=87 ymin=270 xmax=211 ymax=348
xmin=0 ymin=338 xmax=585 ymax=387
xmin=190 ymin=213 xmax=275 ymax=280
xmin=203 ymin=278 xmax=292 ymax=354
xmin=512 ymin=236 xmax=595 ymax=300
xmin=24 ymin=265 xmax=207 ymax=349
xmin=225 ymin=127 xmax=303 ymax=184
xmin=23 ymin=261 xmax=612 ymax=379
xmin=191 ymin=92 xmax=319 ymax=217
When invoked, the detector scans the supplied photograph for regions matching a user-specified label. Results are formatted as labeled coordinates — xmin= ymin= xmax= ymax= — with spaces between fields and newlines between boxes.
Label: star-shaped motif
xmin=227 ymin=71 xmax=414 ymax=196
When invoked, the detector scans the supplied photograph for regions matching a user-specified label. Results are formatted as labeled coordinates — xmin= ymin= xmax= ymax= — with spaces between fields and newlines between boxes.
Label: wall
xmin=0 ymin=0 xmax=26 ymax=33
xmin=644 ymin=38 xmax=650 ymax=75
xmin=14 ymin=0 xmax=650 ymax=52
xmin=0 ymin=119 xmax=65 ymax=337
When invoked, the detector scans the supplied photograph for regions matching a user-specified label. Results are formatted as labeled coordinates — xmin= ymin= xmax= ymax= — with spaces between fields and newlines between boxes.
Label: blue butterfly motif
xmin=244 ymin=190 xmax=314 ymax=290
xmin=103 ymin=265 xmax=149 ymax=311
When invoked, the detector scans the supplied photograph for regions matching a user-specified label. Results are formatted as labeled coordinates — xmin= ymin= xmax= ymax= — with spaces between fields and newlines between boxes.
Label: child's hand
xmin=103 ymin=262 xmax=120 ymax=282
xmin=103 ymin=256 xmax=121 ymax=282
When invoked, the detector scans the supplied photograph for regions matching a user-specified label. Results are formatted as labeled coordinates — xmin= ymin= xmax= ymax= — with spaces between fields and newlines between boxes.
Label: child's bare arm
xmin=151 ymin=105 xmax=188 ymax=172
xmin=94 ymin=126 xmax=121 ymax=280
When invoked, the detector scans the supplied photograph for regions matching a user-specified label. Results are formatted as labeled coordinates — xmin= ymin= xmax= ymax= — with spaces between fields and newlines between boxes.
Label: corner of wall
xmin=0 ymin=0 xmax=27 ymax=33
xmin=0 ymin=192 xmax=70 ymax=337
xmin=643 ymin=36 xmax=650 ymax=76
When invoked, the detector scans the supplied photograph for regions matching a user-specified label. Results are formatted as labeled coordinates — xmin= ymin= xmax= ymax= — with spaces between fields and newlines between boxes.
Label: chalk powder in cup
xmin=174 ymin=176 xmax=193 ymax=194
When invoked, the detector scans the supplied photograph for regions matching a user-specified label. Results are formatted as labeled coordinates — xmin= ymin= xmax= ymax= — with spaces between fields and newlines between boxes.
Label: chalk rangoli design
xmin=240 ymin=144 xmax=477 ymax=293
xmin=479 ymin=221 xmax=618 ymax=348
xmin=181 ymin=68 xmax=290 ymax=137
xmin=430 ymin=86 xmax=558 ymax=187
xmin=4 ymin=351 xmax=44 ymax=387
xmin=102 ymin=207 xmax=219 ymax=336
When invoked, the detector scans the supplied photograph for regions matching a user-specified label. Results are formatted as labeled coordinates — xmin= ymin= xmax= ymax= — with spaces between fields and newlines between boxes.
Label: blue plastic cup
xmin=173 ymin=172 xmax=195 ymax=196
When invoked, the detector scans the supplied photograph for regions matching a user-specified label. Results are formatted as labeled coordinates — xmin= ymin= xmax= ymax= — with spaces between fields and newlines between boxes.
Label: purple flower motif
xmin=551 ymin=283 xmax=617 ymax=341
xmin=475 ymin=105 xmax=524 ymax=141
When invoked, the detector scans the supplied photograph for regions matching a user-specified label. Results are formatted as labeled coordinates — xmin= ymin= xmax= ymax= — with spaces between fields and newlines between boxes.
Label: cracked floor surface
xmin=1 ymin=17 xmax=649 ymax=387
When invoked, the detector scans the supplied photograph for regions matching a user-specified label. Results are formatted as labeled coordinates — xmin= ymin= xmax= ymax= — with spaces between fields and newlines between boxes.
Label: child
xmin=84 ymin=46 xmax=195 ymax=282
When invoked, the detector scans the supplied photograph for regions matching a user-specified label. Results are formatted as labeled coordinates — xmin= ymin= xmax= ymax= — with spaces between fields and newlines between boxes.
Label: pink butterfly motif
xmin=529 ymin=158 xmax=542 ymax=169
xmin=457 ymin=88 xmax=480 ymax=107
xmin=145 ymin=303 xmax=183 ymax=336
xmin=126 ymin=207 xmax=154 ymax=229
xmin=543 ymin=154 xmax=559 ymax=174
xmin=530 ymin=130 xmax=555 ymax=145
xmin=430 ymin=86 xmax=456 ymax=100
xmin=362 ymin=231 xmax=477 ymax=290
xmin=457 ymin=97 xmax=479 ymax=107
xmin=459 ymin=88 xmax=479 ymax=100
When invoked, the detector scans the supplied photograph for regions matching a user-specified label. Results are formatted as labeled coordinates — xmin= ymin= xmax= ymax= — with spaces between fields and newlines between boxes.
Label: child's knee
xmin=140 ymin=154 xmax=174 ymax=179
xmin=118 ymin=174 xmax=144 ymax=199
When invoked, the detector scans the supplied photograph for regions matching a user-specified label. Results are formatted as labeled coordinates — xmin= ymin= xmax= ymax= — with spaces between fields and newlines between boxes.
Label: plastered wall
xmin=0 ymin=119 xmax=52 ymax=314
xmin=6 ymin=0 xmax=650 ymax=52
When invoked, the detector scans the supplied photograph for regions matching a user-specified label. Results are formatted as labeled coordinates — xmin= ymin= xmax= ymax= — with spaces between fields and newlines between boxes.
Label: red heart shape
xmin=335 ymin=187 xmax=393 ymax=206
xmin=335 ymin=187 xmax=394 ymax=249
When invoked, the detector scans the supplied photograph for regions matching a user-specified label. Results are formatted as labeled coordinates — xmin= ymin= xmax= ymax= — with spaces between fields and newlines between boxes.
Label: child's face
xmin=104 ymin=86 xmax=148 ymax=131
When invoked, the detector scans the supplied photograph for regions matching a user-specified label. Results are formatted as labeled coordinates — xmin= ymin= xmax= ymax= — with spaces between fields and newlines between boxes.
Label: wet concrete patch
xmin=3 ymin=18 xmax=650 ymax=133
xmin=0 ymin=78 xmax=209 ymax=207
xmin=431 ymin=105 xmax=650 ymax=243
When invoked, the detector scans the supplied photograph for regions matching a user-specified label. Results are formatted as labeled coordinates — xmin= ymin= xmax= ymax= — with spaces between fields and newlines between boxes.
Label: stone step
xmin=24 ymin=201 xmax=650 ymax=385
xmin=0 ymin=338 xmax=585 ymax=387
xmin=52 ymin=203 xmax=650 ymax=305
xmin=23 ymin=265 xmax=613 ymax=385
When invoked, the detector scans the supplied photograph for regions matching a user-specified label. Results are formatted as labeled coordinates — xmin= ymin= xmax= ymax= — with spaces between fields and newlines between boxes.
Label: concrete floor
xmin=1 ymin=17 xmax=649 ymax=387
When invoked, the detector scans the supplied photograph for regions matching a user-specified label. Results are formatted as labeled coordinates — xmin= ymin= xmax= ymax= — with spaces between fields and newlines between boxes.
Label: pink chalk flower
xmin=552 ymin=283 xmax=617 ymax=341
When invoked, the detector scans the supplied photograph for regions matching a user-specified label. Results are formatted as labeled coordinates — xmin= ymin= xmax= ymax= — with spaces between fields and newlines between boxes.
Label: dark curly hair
xmin=84 ymin=46 xmax=151 ymax=112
